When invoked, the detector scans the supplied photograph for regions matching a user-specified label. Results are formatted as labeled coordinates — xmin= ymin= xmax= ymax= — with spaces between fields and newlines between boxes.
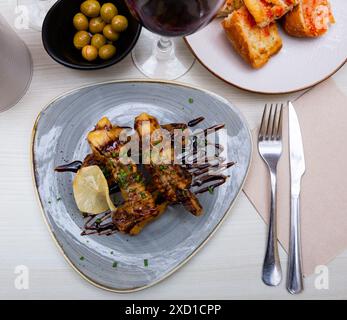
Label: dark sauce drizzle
xmin=55 ymin=161 xmax=82 ymax=173
xmin=193 ymin=175 xmax=228 ymax=195
xmin=188 ymin=116 xmax=205 ymax=127
xmin=81 ymin=211 xmax=115 ymax=236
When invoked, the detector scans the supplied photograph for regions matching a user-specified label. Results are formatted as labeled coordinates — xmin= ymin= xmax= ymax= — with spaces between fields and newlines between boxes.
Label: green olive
xmin=111 ymin=15 xmax=128 ymax=32
xmin=100 ymin=3 xmax=118 ymax=23
xmin=99 ymin=44 xmax=116 ymax=60
xmin=73 ymin=31 xmax=91 ymax=49
xmin=91 ymin=33 xmax=107 ymax=49
xmin=73 ymin=13 xmax=89 ymax=31
xmin=80 ymin=0 xmax=101 ymax=18
xmin=103 ymin=24 xmax=119 ymax=41
xmin=82 ymin=45 xmax=98 ymax=61
xmin=89 ymin=16 xmax=105 ymax=33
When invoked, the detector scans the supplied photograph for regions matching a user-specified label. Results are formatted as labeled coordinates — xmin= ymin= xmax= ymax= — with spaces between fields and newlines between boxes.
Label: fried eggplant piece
xmin=134 ymin=113 xmax=203 ymax=216
xmin=87 ymin=117 xmax=160 ymax=234
xmin=80 ymin=153 xmax=117 ymax=187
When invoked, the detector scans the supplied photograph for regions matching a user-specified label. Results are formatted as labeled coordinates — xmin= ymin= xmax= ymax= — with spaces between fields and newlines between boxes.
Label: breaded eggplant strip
xmin=87 ymin=117 xmax=159 ymax=234
xmin=134 ymin=113 xmax=203 ymax=216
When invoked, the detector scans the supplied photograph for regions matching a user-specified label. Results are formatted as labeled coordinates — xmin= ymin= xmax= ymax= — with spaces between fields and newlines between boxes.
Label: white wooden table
xmin=1 ymin=1 xmax=346 ymax=300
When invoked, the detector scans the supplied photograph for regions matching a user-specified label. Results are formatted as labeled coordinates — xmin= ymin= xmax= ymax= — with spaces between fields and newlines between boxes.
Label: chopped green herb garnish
xmin=135 ymin=174 xmax=141 ymax=182
xmin=159 ymin=165 xmax=167 ymax=171
xmin=80 ymin=256 xmax=85 ymax=261
xmin=144 ymin=259 xmax=149 ymax=267
xmin=118 ymin=169 xmax=128 ymax=187
xmin=188 ymin=98 xmax=194 ymax=104
xmin=111 ymin=152 xmax=117 ymax=158
xmin=95 ymin=218 xmax=102 ymax=224
xmin=120 ymin=169 xmax=127 ymax=176
xmin=112 ymin=261 xmax=118 ymax=268
xmin=140 ymin=192 xmax=147 ymax=199
xmin=153 ymin=140 xmax=161 ymax=146
xmin=101 ymin=167 xmax=110 ymax=178
xmin=208 ymin=186 xmax=214 ymax=194
xmin=56 ymin=197 xmax=61 ymax=201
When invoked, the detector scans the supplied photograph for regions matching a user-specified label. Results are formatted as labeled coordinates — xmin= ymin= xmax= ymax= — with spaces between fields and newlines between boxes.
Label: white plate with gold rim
xmin=185 ymin=0 xmax=347 ymax=94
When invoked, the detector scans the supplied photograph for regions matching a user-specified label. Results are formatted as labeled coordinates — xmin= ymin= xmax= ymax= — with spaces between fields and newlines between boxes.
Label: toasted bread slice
xmin=222 ymin=6 xmax=282 ymax=68
xmin=217 ymin=0 xmax=244 ymax=17
xmin=283 ymin=0 xmax=335 ymax=37
xmin=243 ymin=0 xmax=299 ymax=27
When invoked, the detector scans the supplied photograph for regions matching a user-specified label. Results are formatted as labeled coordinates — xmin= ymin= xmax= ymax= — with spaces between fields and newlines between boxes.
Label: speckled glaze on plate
xmin=31 ymin=80 xmax=252 ymax=292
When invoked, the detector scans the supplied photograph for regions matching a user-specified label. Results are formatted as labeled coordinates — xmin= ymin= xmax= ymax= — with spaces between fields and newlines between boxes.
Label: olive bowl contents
xmin=91 ymin=33 xmax=107 ymax=48
xmin=73 ymin=12 xmax=89 ymax=30
xmin=42 ymin=0 xmax=141 ymax=70
xmin=73 ymin=1 xmax=128 ymax=62
xmin=82 ymin=45 xmax=99 ymax=61
xmin=99 ymin=44 xmax=117 ymax=60
xmin=73 ymin=30 xmax=91 ymax=49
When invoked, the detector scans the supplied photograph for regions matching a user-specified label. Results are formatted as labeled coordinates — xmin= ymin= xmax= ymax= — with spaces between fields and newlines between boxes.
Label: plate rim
xmin=184 ymin=37 xmax=347 ymax=95
xmin=31 ymin=79 xmax=253 ymax=293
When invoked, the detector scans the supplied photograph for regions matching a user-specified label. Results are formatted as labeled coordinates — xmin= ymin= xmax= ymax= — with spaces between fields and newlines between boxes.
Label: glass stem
xmin=155 ymin=37 xmax=175 ymax=61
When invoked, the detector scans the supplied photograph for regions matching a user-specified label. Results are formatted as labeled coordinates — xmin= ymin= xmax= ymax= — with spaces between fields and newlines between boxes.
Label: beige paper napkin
xmin=243 ymin=79 xmax=347 ymax=276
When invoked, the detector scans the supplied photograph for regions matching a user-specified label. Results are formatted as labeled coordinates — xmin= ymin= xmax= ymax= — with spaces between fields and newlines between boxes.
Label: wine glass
xmin=125 ymin=0 xmax=224 ymax=80
xmin=0 ymin=14 xmax=33 ymax=113
xmin=17 ymin=0 xmax=57 ymax=31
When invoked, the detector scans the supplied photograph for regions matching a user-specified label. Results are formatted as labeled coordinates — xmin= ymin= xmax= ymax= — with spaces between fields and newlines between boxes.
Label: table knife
xmin=287 ymin=102 xmax=306 ymax=294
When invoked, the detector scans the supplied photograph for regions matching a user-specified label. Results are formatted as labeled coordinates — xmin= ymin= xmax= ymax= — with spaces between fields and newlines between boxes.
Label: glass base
xmin=0 ymin=13 xmax=33 ymax=113
xmin=132 ymin=29 xmax=195 ymax=80
xmin=17 ymin=0 xmax=57 ymax=31
xmin=0 ymin=46 xmax=33 ymax=113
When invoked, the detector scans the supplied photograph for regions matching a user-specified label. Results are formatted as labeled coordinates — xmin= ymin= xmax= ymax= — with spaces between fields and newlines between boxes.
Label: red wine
xmin=125 ymin=0 xmax=224 ymax=37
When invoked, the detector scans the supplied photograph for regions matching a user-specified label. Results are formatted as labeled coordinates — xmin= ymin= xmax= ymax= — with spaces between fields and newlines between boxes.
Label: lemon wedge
xmin=73 ymin=165 xmax=116 ymax=215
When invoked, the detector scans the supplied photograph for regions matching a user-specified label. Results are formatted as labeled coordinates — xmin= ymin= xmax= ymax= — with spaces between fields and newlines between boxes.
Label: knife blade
xmin=289 ymin=102 xmax=306 ymax=195
xmin=287 ymin=101 xmax=306 ymax=294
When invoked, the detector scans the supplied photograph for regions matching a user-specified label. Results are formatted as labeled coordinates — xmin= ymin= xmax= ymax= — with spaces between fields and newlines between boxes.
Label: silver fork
xmin=258 ymin=103 xmax=283 ymax=286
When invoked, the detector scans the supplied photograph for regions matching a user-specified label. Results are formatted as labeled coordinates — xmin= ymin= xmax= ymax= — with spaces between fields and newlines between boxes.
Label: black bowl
xmin=42 ymin=0 xmax=141 ymax=70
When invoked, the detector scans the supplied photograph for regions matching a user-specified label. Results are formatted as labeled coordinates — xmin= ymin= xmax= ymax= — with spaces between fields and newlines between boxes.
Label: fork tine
xmin=271 ymin=104 xmax=279 ymax=140
xmin=276 ymin=103 xmax=284 ymax=140
xmin=265 ymin=104 xmax=274 ymax=140
xmin=259 ymin=104 xmax=269 ymax=140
